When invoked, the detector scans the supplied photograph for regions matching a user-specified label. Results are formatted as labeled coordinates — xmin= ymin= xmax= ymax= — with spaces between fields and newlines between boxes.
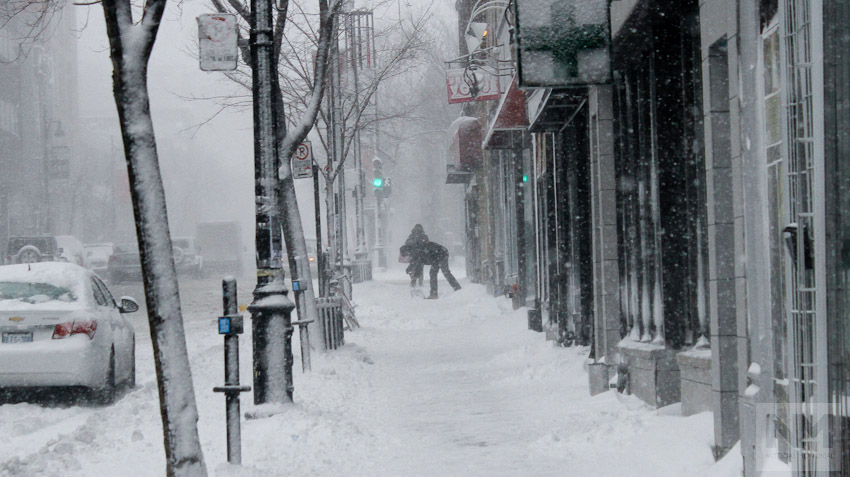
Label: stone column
xmin=700 ymin=0 xmax=742 ymax=457
xmin=589 ymin=86 xmax=621 ymax=366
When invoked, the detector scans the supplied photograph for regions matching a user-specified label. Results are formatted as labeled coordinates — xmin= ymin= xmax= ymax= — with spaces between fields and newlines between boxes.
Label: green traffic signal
xmin=373 ymin=177 xmax=384 ymax=188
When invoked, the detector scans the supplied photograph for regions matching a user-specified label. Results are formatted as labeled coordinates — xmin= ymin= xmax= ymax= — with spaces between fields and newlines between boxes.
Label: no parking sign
xmin=292 ymin=141 xmax=313 ymax=179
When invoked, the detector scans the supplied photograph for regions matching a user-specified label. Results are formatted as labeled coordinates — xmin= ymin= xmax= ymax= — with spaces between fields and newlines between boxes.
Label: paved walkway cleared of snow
xmin=0 ymin=271 xmax=742 ymax=476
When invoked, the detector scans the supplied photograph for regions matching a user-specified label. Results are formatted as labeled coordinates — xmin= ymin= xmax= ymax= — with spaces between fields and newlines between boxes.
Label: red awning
xmin=483 ymin=77 xmax=529 ymax=149
xmin=449 ymin=117 xmax=483 ymax=171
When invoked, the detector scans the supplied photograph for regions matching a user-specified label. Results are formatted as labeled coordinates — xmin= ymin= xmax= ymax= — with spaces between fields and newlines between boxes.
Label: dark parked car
xmin=5 ymin=236 xmax=61 ymax=264
xmin=108 ymin=243 xmax=142 ymax=283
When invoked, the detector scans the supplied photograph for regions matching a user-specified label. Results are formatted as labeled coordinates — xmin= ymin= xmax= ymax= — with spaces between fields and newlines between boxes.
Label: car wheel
xmin=93 ymin=349 xmax=116 ymax=405
xmin=16 ymin=246 xmax=41 ymax=264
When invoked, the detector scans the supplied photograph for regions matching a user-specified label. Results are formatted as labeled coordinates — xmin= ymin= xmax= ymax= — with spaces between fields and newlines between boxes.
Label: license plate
xmin=2 ymin=332 xmax=33 ymax=344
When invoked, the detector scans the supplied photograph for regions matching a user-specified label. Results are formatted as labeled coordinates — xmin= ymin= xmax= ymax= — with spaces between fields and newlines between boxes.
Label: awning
xmin=446 ymin=165 xmax=473 ymax=184
xmin=446 ymin=116 xmax=483 ymax=184
xmin=526 ymin=89 xmax=587 ymax=132
xmin=483 ymin=77 xmax=529 ymax=149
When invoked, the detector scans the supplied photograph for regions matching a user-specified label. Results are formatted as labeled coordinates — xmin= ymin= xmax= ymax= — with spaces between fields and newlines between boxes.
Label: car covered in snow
xmin=83 ymin=243 xmax=114 ymax=274
xmin=55 ymin=235 xmax=85 ymax=266
xmin=0 ymin=262 xmax=139 ymax=403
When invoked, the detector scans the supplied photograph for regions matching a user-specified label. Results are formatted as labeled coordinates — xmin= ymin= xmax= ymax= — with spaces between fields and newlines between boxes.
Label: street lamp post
xmin=248 ymin=0 xmax=295 ymax=404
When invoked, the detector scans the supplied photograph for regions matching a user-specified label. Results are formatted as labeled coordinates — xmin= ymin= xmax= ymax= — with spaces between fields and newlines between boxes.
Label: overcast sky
xmin=72 ymin=0 xmax=457 ymax=243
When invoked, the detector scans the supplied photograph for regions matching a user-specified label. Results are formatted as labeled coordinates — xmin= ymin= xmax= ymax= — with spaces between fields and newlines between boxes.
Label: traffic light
xmin=372 ymin=158 xmax=384 ymax=198
xmin=383 ymin=177 xmax=392 ymax=197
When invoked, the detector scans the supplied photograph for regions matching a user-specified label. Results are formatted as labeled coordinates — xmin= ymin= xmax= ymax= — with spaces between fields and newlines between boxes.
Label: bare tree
xmin=207 ymin=1 xmax=431 ymax=277
xmin=100 ymin=0 xmax=206 ymax=475
xmin=0 ymin=0 xmax=66 ymax=60
xmin=209 ymin=0 xmax=342 ymax=353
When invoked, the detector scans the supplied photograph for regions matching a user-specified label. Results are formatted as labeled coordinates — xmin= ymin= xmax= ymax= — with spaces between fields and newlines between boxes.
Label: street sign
xmin=292 ymin=141 xmax=313 ymax=179
xmin=197 ymin=14 xmax=238 ymax=71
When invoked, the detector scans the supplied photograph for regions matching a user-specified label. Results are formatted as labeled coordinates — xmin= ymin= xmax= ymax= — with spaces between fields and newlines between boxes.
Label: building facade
xmin=452 ymin=0 xmax=850 ymax=472
xmin=0 ymin=3 xmax=79 ymax=244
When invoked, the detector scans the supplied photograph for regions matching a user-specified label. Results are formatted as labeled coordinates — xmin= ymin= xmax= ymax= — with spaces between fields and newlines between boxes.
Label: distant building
xmin=0 ymin=3 xmax=79 ymax=243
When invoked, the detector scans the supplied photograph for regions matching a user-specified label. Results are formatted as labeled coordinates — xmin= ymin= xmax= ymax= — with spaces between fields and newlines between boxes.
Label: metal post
xmin=346 ymin=13 xmax=367 ymax=261
xmin=325 ymin=25 xmax=340 ymax=278
xmin=249 ymin=0 xmax=291 ymax=405
xmin=213 ymin=278 xmax=251 ymax=464
xmin=313 ymin=164 xmax=326 ymax=296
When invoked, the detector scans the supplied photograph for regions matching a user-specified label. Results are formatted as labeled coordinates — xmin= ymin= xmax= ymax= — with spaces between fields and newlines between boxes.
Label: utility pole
xmin=326 ymin=13 xmax=348 ymax=276
xmin=346 ymin=12 xmax=368 ymax=261
xmin=248 ymin=0 xmax=296 ymax=404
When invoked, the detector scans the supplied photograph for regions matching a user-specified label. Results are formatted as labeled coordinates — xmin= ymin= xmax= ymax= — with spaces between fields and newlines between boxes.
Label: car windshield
xmin=0 ymin=282 xmax=78 ymax=304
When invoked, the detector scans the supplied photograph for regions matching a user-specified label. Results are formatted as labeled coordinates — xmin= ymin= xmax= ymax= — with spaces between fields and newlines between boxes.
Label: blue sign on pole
xmin=218 ymin=316 xmax=232 ymax=334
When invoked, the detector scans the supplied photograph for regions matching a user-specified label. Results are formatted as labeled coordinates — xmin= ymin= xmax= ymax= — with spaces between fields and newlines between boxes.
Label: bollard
xmin=213 ymin=277 xmax=251 ymax=465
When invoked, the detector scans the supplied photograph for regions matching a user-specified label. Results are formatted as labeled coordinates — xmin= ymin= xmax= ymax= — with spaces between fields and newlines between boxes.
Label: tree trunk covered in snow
xmin=274 ymin=0 xmax=339 ymax=353
xmin=101 ymin=1 xmax=207 ymax=475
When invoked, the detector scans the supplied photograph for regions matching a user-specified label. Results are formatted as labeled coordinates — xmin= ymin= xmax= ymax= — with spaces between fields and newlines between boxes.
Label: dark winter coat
xmin=404 ymin=225 xmax=429 ymax=247
xmin=400 ymin=241 xmax=448 ymax=267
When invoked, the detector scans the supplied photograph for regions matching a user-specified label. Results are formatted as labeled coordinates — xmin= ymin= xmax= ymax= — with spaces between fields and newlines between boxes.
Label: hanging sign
xmin=197 ymin=14 xmax=238 ymax=71
xmin=514 ymin=0 xmax=611 ymax=87
xmin=446 ymin=68 xmax=501 ymax=104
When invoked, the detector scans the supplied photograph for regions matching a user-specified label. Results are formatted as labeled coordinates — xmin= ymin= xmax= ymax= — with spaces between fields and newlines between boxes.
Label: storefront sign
xmin=446 ymin=68 xmax=501 ymax=104
xmin=514 ymin=0 xmax=611 ymax=87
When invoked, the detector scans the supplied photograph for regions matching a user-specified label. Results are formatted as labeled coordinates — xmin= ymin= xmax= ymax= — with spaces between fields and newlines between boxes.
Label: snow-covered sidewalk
xmin=0 ymin=271 xmax=741 ymax=476
xmin=231 ymin=270 xmax=732 ymax=476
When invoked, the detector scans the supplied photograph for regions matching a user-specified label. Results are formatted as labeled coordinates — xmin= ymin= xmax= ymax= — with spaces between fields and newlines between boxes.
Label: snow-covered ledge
xmin=617 ymin=339 xmax=681 ymax=408
xmin=676 ymin=348 xmax=712 ymax=416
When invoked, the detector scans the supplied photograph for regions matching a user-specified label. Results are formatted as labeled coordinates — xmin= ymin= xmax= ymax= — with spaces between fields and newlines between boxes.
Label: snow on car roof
xmin=0 ymin=262 xmax=92 ymax=310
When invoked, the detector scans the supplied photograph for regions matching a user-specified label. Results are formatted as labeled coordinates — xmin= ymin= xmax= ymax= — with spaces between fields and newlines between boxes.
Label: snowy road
xmin=0 ymin=270 xmax=737 ymax=476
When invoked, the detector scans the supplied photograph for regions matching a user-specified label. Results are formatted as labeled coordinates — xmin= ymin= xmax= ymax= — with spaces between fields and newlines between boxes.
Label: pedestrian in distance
xmin=399 ymin=240 xmax=461 ymax=299
xmin=402 ymin=224 xmax=428 ymax=288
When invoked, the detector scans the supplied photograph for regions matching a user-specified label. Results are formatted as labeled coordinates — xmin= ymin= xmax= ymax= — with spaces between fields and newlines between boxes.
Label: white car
xmin=0 ymin=262 xmax=138 ymax=404
xmin=83 ymin=243 xmax=114 ymax=274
